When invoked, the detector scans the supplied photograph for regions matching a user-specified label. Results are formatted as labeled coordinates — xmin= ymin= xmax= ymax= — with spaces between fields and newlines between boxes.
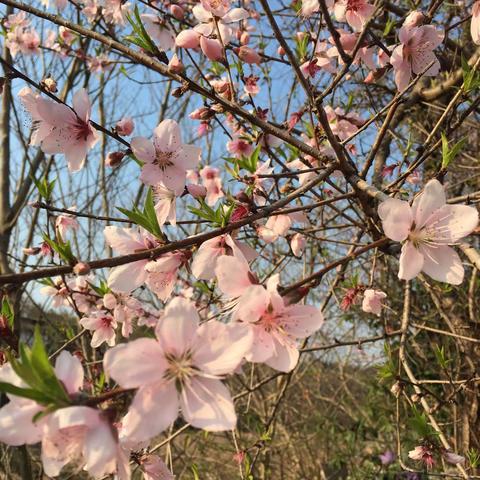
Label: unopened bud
xmin=187 ymin=184 xmax=207 ymax=198
xmin=390 ymin=381 xmax=402 ymax=397
xmin=23 ymin=247 xmax=41 ymax=255
xmin=41 ymin=77 xmax=57 ymax=93
xmin=240 ymin=31 xmax=250 ymax=45
xmin=277 ymin=46 xmax=286 ymax=56
xmin=168 ymin=53 xmax=184 ymax=74
xmin=170 ymin=4 xmax=185 ymax=20
xmin=411 ymin=393 xmax=421 ymax=403
xmin=105 ymin=151 xmax=125 ymax=167
xmin=73 ymin=262 xmax=90 ymax=276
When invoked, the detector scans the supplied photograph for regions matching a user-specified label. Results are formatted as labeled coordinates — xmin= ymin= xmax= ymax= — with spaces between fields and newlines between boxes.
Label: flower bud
xmin=23 ymin=247 xmax=41 ymax=255
xmin=73 ymin=262 xmax=91 ymax=276
xmin=200 ymin=36 xmax=224 ymax=62
xmin=390 ymin=381 xmax=402 ymax=397
xmin=41 ymin=77 xmax=57 ymax=93
xmin=187 ymin=183 xmax=207 ymax=198
xmin=230 ymin=204 xmax=250 ymax=222
xmin=168 ymin=53 xmax=184 ymax=73
xmin=170 ymin=4 xmax=185 ymax=20
xmin=175 ymin=30 xmax=200 ymax=49
xmin=235 ymin=46 xmax=261 ymax=65
xmin=277 ymin=46 xmax=286 ymax=56
xmin=105 ymin=151 xmax=125 ymax=167
xmin=240 ymin=31 xmax=250 ymax=45
xmin=115 ymin=117 xmax=134 ymax=136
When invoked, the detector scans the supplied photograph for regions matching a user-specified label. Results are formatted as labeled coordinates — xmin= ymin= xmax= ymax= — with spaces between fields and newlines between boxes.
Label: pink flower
xmin=328 ymin=31 xmax=376 ymax=70
xmin=175 ymin=29 xmax=201 ymax=49
xmin=390 ymin=25 xmax=444 ymax=91
xmin=140 ymin=454 xmax=175 ymax=480
xmin=252 ymin=160 xmax=273 ymax=206
xmin=141 ymin=14 xmax=175 ymax=51
xmin=145 ymin=251 xmax=186 ymax=301
xmin=104 ymin=226 xmax=158 ymax=293
xmin=80 ymin=311 xmax=117 ymax=348
xmin=243 ymin=75 xmax=260 ymax=96
xmin=104 ymin=297 xmax=253 ymax=442
xmin=258 ymin=212 xmax=308 ymax=243
xmin=227 ymin=135 xmax=254 ymax=158
xmin=378 ymin=179 xmax=479 ymax=284
xmin=199 ymin=166 xmax=224 ymax=206
xmin=193 ymin=3 xmax=249 ymax=44
xmin=168 ymin=53 xmax=184 ymax=73
xmin=0 ymin=352 xmax=127 ymax=478
xmin=290 ymin=233 xmax=306 ymax=257
xmin=301 ymin=0 xmax=323 ymax=17
xmin=216 ymin=260 xmax=324 ymax=372
xmin=200 ymin=36 xmax=225 ymax=61
xmin=235 ymin=46 xmax=262 ymax=65
xmin=153 ymin=184 xmax=177 ymax=226
xmin=334 ymin=0 xmax=375 ymax=31
xmin=408 ymin=445 xmax=434 ymax=469
xmin=55 ymin=212 xmax=79 ymax=239
xmin=115 ymin=117 xmax=135 ymax=136
xmin=131 ymin=119 xmax=201 ymax=194
xmin=18 ymin=87 xmax=99 ymax=172
xmin=103 ymin=0 xmax=130 ymax=25
xmin=191 ymin=233 xmax=257 ymax=280
xmin=472 ymin=1 xmax=480 ymax=45
xmin=361 ymin=289 xmax=386 ymax=315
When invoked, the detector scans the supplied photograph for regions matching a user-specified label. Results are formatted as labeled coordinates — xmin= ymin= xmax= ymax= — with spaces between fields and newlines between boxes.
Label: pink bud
xmin=200 ymin=36 xmax=224 ymax=61
xmin=240 ymin=31 xmax=250 ymax=45
xmin=115 ymin=117 xmax=134 ymax=136
xmin=23 ymin=247 xmax=41 ymax=255
xmin=168 ymin=53 xmax=184 ymax=73
xmin=170 ymin=4 xmax=185 ymax=20
xmin=73 ymin=262 xmax=91 ymax=276
xmin=187 ymin=183 xmax=207 ymax=198
xmin=175 ymin=29 xmax=200 ymax=49
xmin=103 ymin=293 xmax=117 ymax=310
xmin=106 ymin=151 xmax=125 ymax=167
xmin=230 ymin=204 xmax=250 ymax=222
xmin=403 ymin=10 xmax=425 ymax=28
xmin=277 ymin=46 xmax=286 ymax=56
xmin=235 ymin=46 xmax=261 ymax=64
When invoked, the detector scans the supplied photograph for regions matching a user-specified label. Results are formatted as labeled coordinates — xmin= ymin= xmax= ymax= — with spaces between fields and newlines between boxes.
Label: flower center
xmin=165 ymin=352 xmax=195 ymax=384
xmin=154 ymin=149 xmax=174 ymax=169
xmin=73 ymin=118 xmax=93 ymax=142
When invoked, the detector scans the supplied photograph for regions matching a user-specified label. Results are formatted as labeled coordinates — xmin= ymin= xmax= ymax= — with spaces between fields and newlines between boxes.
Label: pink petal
xmin=72 ymin=88 xmax=91 ymax=121
xmin=471 ymin=1 xmax=480 ymax=44
xmin=104 ymin=226 xmax=146 ymax=254
xmin=398 ymin=241 xmax=424 ymax=280
xmin=282 ymin=304 xmax=324 ymax=338
xmin=83 ymin=418 xmax=118 ymax=478
xmin=235 ymin=285 xmax=270 ymax=323
xmin=54 ymin=351 xmax=84 ymax=394
xmin=191 ymin=237 xmax=223 ymax=280
xmin=156 ymin=297 xmax=199 ymax=356
xmin=107 ymin=260 xmax=148 ymax=293
xmin=265 ymin=335 xmax=299 ymax=372
xmin=175 ymin=29 xmax=201 ymax=49
xmin=64 ymin=142 xmax=88 ymax=172
xmin=193 ymin=321 xmax=253 ymax=376
xmin=377 ymin=198 xmax=413 ymax=242
xmin=181 ymin=377 xmax=236 ymax=431
xmin=0 ymin=400 xmax=43 ymax=445
xmin=420 ymin=244 xmax=464 ymax=285
xmin=122 ymin=382 xmax=178 ymax=443
xmin=427 ymin=204 xmax=479 ymax=243
xmin=103 ymin=338 xmax=167 ymax=388
xmin=245 ymin=325 xmax=275 ymax=363
xmin=176 ymin=144 xmax=202 ymax=170
xmin=412 ymin=179 xmax=446 ymax=228
xmin=131 ymin=136 xmax=156 ymax=164
xmin=153 ymin=119 xmax=182 ymax=152
xmin=215 ymin=255 xmax=253 ymax=297
xmin=222 ymin=7 xmax=249 ymax=23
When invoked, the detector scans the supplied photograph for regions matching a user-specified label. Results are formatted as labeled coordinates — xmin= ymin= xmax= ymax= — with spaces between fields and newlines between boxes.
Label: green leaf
xmin=409 ymin=407 xmax=437 ymax=438
xmin=1 ymin=297 xmax=14 ymax=331
xmin=0 ymin=382 xmax=51 ymax=404
xmin=441 ymin=132 xmax=467 ymax=169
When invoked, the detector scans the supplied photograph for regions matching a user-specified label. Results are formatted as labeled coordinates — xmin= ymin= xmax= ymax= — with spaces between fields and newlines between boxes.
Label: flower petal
xmin=398 ymin=241 xmax=424 ymax=280
xmin=181 ymin=377 xmax=236 ymax=431
xmin=421 ymin=244 xmax=464 ymax=285
xmin=378 ymin=198 xmax=413 ymax=242
xmin=104 ymin=338 xmax=167 ymax=388
xmin=412 ymin=179 xmax=446 ymax=229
